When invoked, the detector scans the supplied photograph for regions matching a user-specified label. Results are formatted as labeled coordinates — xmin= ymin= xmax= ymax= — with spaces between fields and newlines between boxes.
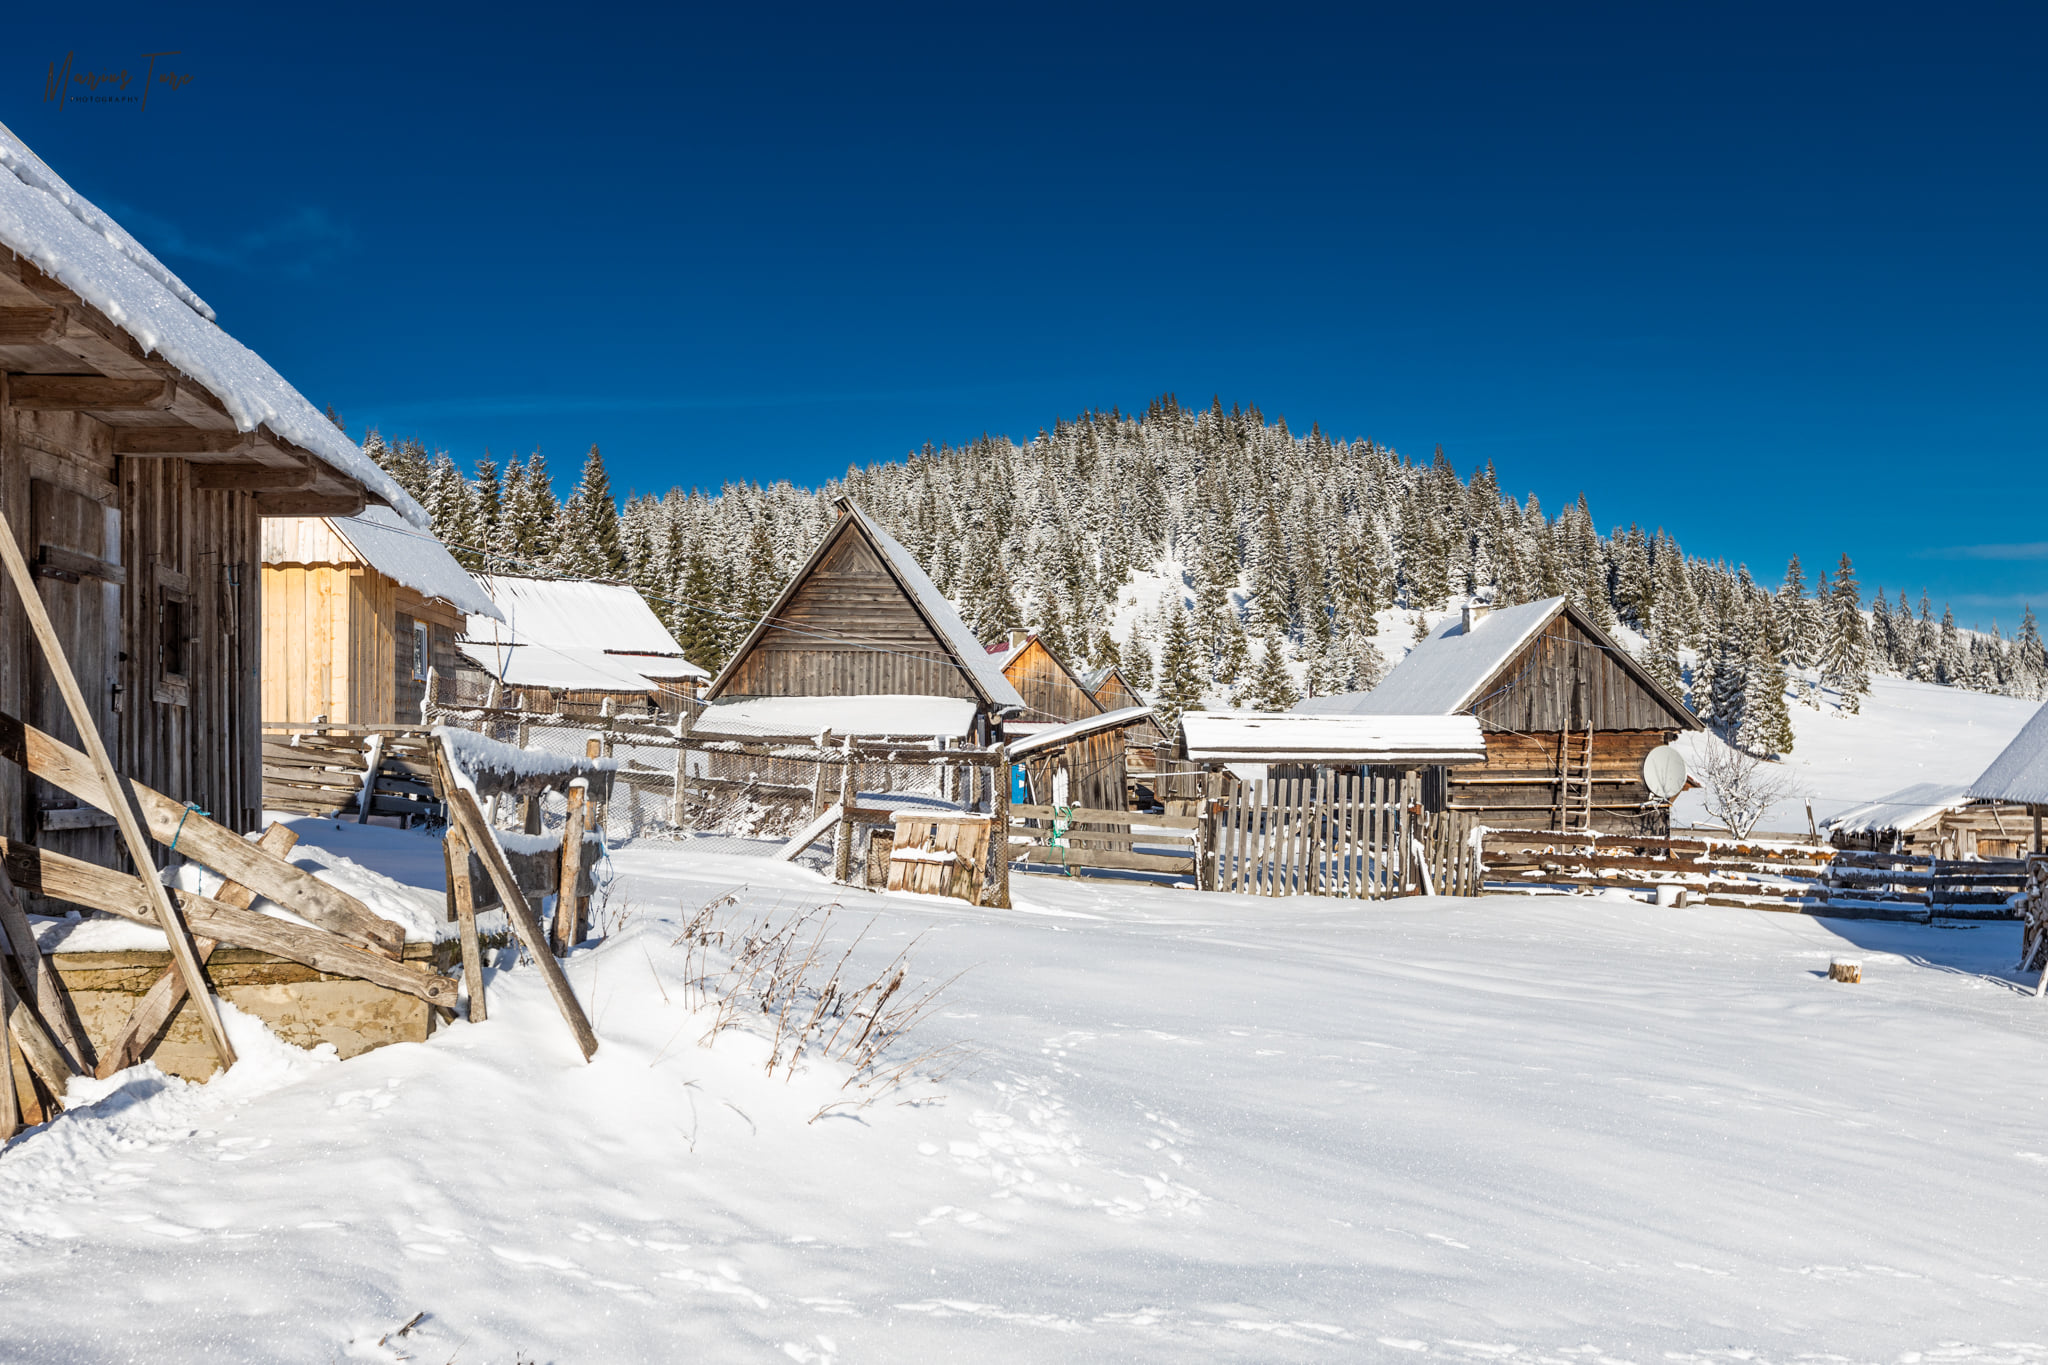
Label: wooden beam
xmin=0 ymin=307 xmax=66 ymax=345
xmin=111 ymin=427 xmax=253 ymax=457
xmin=96 ymin=824 xmax=300 ymax=1079
xmin=255 ymin=490 xmax=367 ymax=518
xmin=0 ymin=857 xmax=91 ymax=1073
xmin=35 ymin=543 xmax=126 ymax=587
xmin=190 ymin=459 xmax=315 ymax=493
xmin=0 ymin=837 xmax=455 ymax=1007
xmin=9 ymin=374 xmax=176 ymax=412
xmin=0 ymin=708 xmax=406 ymax=958
xmin=440 ymin=743 xmax=596 ymax=1059
xmin=0 ymin=507 xmax=236 ymax=1073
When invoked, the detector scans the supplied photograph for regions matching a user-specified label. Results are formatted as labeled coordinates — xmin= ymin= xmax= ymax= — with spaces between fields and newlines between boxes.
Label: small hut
xmin=0 ymin=122 xmax=419 ymax=872
xmin=1298 ymin=597 xmax=1701 ymax=834
xmin=1966 ymin=704 xmax=2048 ymax=856
xmin=1082 ymin=662 xmax=1165 ymax=788
xmin=985 ymin=630 xmax=1105 ymax=730
xmin=1826 ymin=782 xmax=2036 ymax=859
xmin=462 ymin=575 xmax=708 ymax=715
xmin=262 ymin=508 xmax=502 ymax=726
xmin=700 ymin=500 xmax=1024 ymax=742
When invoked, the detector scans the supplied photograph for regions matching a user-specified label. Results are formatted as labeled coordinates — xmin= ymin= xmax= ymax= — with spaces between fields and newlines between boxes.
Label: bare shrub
xmin=1699 ymin=741 xmax=1796 ymax=839
xmin=669 ymin=890 xmax=966 ymax=1121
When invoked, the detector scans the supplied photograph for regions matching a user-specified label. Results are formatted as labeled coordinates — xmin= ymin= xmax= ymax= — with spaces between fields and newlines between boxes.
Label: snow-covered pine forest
xmin=356 ymin=394 xmax=2048 ymax=754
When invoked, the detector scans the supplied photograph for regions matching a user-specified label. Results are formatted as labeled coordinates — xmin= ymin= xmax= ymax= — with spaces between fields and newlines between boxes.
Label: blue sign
xmin=1011 ymin=764 xmax=1031 ymax=803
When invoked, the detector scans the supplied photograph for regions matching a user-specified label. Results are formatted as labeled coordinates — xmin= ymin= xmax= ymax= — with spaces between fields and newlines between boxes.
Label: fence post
xmin=987 ymin=744 xmax=1011 ymax=908
xmin=553 ymin=777 xmax=588 ymax=954
xmin=671 ymin=708 xmax=696 ymax=834
xmin=812 ymin=729 xmax=832 ymax=819
xmin=1199 ymin=769 xmax=1220 ymax=892
xmin=586 ymin=736 xmax=607 ymax=838
xmin=832 ymin=736 xmax=855 ymax=884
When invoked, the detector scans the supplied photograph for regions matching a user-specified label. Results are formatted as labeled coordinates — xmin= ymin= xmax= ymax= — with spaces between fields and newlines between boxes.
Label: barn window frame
xmin=153 ymin=564 xmax=192 ymax=707
xmin=411 ymin=620 xmax=430 ymax=682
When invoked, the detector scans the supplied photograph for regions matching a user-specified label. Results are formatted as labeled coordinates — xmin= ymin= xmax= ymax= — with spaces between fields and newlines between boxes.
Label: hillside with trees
xmin=355 ymin=395 xmax=2048 ymax=755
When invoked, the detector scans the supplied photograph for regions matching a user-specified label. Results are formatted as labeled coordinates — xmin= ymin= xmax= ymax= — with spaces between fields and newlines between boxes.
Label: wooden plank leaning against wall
xmin=1 ymin=380 xmax=263 ymax=887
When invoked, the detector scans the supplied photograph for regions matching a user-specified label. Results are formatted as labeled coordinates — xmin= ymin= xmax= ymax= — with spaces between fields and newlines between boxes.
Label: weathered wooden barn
xmin=700 ymin=500 xmax=1025 ymax=741
xmin=0 ymin=123 xmax=422 ymax=887
xmin=1297 ymin=597 xmax=1701 ymax=834
xmin=461 ymin=575 xmax=707 ymax=715
xmin=986 ymin=630 xmax=1105 ymax=729
xmin=262 ymin=509 xmax=501 ymax=726
xmin=1083 ymin=662 xmax=1165 ymax=785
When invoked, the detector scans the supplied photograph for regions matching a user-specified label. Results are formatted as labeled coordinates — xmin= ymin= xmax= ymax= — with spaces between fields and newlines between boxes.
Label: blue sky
xmin=9 ymin=3 xmax=2045 ymax=625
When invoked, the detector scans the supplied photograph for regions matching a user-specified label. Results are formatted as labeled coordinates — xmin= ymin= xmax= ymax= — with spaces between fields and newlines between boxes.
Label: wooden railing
xmin=1008 ymin=804 xmax=1204 ymax=882
xmin=1215 ymin=773 xmax=1478 ymax=898
xmin=260 ymin=723 xmax=440 ymax=824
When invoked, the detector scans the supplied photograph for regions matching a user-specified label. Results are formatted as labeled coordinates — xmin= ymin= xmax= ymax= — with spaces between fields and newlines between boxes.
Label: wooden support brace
xmin=0 ymin=509 xmax=237 ymax=1072
xmin=441 ymin=817 xmax=487 ymax=1023
xmin=95 ymin=824 xmax=299 ymax=1079
xmin=440 ymin=740 xmax=595 ymax=1059
xmin=0 ymin=857 xmax=91 ymax=1073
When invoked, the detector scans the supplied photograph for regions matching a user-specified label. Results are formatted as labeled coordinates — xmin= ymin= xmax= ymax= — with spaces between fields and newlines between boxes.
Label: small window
xmin=412 ymin=621 xmax=430 ymax=682
xmin=155 ymin=565 xmax=191 ymax=707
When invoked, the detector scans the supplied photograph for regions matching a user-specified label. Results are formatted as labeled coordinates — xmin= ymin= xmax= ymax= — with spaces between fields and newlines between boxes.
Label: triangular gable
xmin=996 ymin=634 xmax=1106 ymax=724
xmin=705 ymin=505 xmax=1024 ymax=712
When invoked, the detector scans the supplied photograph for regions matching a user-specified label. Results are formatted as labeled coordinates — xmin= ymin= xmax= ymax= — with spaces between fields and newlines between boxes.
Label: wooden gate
xmin=1216 ymin=772 xmax=1479 ymax=898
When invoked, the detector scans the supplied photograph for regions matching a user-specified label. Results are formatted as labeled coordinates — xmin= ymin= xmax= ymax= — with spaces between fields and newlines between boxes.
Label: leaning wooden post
xmin=1 ymin=994 xmax=18 ymax=1141
xmin=440 ymin=740 xmax=596 ymax=1059
xmin=0 ymin=508 xmax=235 ymax=1071
xmin=553 ymin=778 xmax=590 ymax=954
xmin=0 ymin=857 xmax=91 ymax=1072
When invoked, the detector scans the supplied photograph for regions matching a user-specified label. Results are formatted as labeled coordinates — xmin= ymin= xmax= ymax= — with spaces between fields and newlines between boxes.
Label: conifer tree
xmin=565 ymin=445 xmax=624 ymax=575
xmin=1153 ymin=604 xmax=1204 ymax=736
xmin=675 ymin=550 xmax=727 ymax=672
xmin=1820 ymin=553 xmax=1871 ymax=711
xmin=1235 ymin=630 xmax=1300 ymax=710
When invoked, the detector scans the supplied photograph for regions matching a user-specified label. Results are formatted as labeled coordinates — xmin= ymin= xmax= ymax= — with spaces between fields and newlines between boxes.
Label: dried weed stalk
xmin=670 ymin=893 xmax=968 ymax=1120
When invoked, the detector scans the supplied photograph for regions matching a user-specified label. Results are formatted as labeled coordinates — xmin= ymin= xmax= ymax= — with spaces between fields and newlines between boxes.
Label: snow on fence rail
xmin=1479 ymin=832 xmax=2027 ymax=920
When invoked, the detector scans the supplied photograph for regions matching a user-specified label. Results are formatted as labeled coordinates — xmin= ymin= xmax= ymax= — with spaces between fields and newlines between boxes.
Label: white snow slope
xmin=3 ymin=833 xmax=2047 ymax=1363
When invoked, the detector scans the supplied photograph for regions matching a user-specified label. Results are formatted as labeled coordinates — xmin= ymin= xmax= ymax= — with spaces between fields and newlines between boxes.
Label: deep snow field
xmin=4 ymin=826 xmax=2048 ymax=1364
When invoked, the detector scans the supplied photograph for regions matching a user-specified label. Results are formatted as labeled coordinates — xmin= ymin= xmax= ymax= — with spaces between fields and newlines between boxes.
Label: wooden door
xmin=28 ymin=477 xmax=123 ymax=870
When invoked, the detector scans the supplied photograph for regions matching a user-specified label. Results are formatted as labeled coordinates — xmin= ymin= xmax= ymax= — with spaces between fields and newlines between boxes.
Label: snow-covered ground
xmin=4 ymin=829 xmax=2047 ymax=1363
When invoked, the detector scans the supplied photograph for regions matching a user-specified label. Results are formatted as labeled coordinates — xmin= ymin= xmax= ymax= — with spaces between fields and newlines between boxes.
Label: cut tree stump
xmin=1828 ymin=958 xmax=1862 ymax=984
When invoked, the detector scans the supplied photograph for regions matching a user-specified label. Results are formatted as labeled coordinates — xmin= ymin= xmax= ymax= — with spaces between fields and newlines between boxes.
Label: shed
xmin=1966 ymin=703 xmax=2048 ymax=855
xmin=0 ymin=121 xmax=417 ymax=886
xmin=701 ymin=500 xmax=1025 ymax=742
xmin=262 ymin=509 xmax=501 ymax=726
xmin=463 ymin=575 xmax=708 ymax=714
xmin=985 ymin=631 xmax=1105 ymax=731
xmin=1297 ymin=597 xmax=1701 ymax=834
xmin=1826 ymin=781 xmax=2035 ymax=859
xmin=1006 ymin=706 xmax=1155 ymax=812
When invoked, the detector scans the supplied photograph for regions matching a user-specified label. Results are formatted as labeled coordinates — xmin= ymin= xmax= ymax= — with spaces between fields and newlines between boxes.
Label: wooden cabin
xmin=1297 ymin=597 xmax=1701 ymax=835
xmin=1083 ymin=662 xmax=1165 ymax=786
xmin=461 ymin=575 xmax=708 ymax=716
xmin=1826 ymin=782 xmax=2036 ymax=860
xmin=262 ymin=509 xmax=501 ymax=726
xmin=986 ymin=630 xmax=1105 ymax=728
xmin=0 ymin=124 xmax=419 ymax=891
xmin=700 ymin=500 xmax=1025 ymax=742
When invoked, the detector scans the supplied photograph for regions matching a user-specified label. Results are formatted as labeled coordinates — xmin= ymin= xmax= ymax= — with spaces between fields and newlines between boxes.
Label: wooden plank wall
xmin=1004 ymin=638 xmax=1103 ymax=724
xmin=393 ymin=587 xmax=465 ymax=725
xmin=0 ymin=386 xmax=262 ymax=893
xmin=1474 ymin=615 xmax=1691 ymax=733
xmin=723 ymin=525 xmax=977 ymax=700
xmin=1449 ymin=729 xmax=1674 ymax=835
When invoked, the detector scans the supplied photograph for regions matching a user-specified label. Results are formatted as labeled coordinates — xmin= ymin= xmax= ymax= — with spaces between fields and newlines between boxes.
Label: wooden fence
xmin=1215 ymin=774 xmax=1480 ymax=898
xmin=1008 ymin=804 xmax=1204 ymax=882
xmin=1479 ymin=831 xmax=2027 ymax=919
xmin=261 ymin=723 xmax=441 ymax=824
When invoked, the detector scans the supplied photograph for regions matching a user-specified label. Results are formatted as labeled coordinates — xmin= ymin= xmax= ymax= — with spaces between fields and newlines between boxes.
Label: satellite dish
xmin=1643 ymin=746 xmax=1688 ymax=802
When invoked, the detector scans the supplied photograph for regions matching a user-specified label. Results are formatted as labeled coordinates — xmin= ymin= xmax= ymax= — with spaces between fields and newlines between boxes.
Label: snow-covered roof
xmin=0 ymin=122 xmax=424 ymax=524
xmin=1304 ymin=599 xmax=1567 ymax=716
xmin=1825 ymin=782 xmax=1976 ymax=836
xmin=694 ymin=694 xmax=981 ymax=740
xmin=1968 ymin=703 xmax=2048 ymax=805
xmin=851 ymin=505 xmax=1024 ymax=712
xmin=325 ymin=508 xmax=501 ymax=620
xmin=462 ymin=575 xmax=702 ymax=693
xmin=1179 ymin=712 xmax=1488 ymax=765
xmin=1006 ymin=707 xmax=1155 ymax=760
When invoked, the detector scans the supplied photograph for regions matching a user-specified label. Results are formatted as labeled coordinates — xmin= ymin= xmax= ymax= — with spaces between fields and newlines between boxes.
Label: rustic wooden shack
xmin=986 ymin=630 xmax=1105 ymax=728
xmin=462 ymin=574 xmax=708 ymax=715
xmin=700 ymin=500 xmax=1025 ymax=741
xmin=1083 ymin=662 xmax=1164 ymax=791
xmin=1826 ymin=782 xmax=2036 ymax=859
xmin=1297 ymin=597 xmax=1701 ymax=835
xmin=1007 ymin=706 xmax=1154 ymax=812
xmin=262 ymin=509 xmax=501 ymax=726
xmin=0 ymin=123 xmax=421 ymax=884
